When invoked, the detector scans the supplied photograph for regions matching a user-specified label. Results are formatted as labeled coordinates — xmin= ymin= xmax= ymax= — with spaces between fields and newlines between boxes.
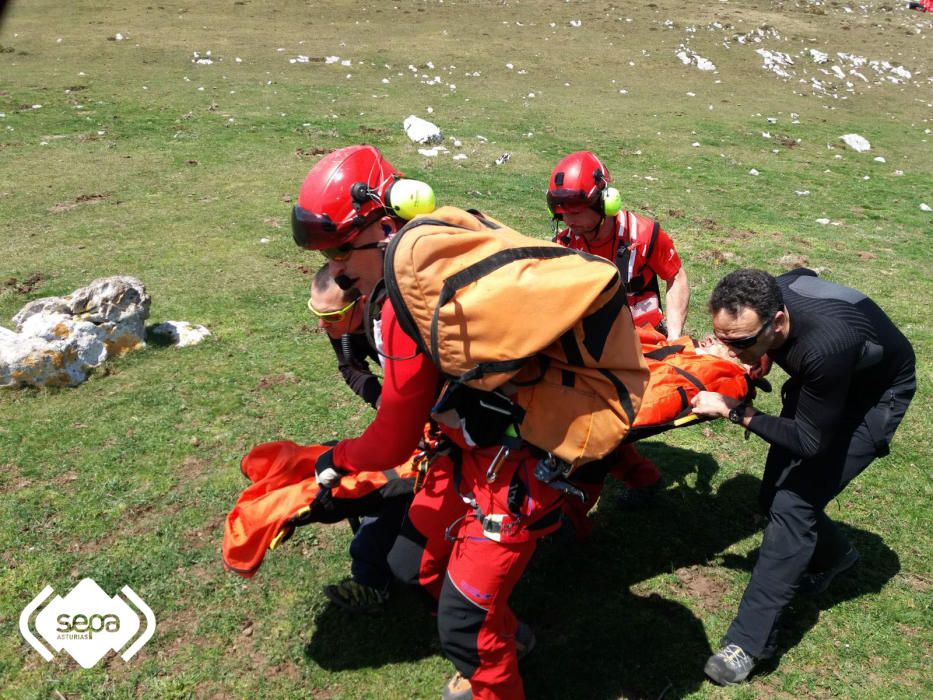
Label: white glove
xmin=317 ymin=467 xmax=343 ymax=488
xmin=314 ymin=448 xmax=346 ymax=488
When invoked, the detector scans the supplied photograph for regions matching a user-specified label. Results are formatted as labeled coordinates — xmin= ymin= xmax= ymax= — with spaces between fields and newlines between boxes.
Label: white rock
xmin=0 ymin=276 xmax=149 ymax=388
xmin=0 ymin=320 xmax=107 ymax=388
xmin=873 ymin=156 xmax=886 ymax=163
xmin=149 ymin=321 xmax=211 ymax=348
xmin=809 ymin=49 xmax=829 ymax=64
xmin=404 ymin=115 xmax=443 ymax=145
xmin=921 ymin=203 xmax=932 ymax=212
xmin=840 ymin=133 xmax=870 ymax=152
xmin=756 ymin=48 xmax=794 ymax=78
xmin=795 ymin=190 xmax=810 ymax=196
xmin=749 ymin=168 xmax=760 ymax=176
xmin=816 ymin=218 xmax=831 ymax=225
xmin=452 ymin=153 xmax=468 ymax=161
xmin=14 ymin=276 xmax=150 ymax=352
xmin=259 ymin=237 xmax=271 ymax=243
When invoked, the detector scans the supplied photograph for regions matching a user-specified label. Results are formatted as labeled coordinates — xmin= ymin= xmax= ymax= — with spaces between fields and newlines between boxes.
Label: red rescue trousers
xmin=612 ymin=442 xmax=662 ymax=488
xmin=388 ymin=442 xmax=564 ymax=700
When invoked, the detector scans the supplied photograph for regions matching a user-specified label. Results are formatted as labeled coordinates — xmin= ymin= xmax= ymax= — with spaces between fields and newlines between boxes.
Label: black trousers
xmin=726 ymin=377 xmax=915 ymax=658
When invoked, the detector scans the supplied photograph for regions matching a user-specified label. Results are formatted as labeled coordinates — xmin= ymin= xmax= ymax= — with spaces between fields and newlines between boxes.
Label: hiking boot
xmin=616 ymin=475 xmax=665 ymax=511
xmin=798 ymin=546 xmax=860 ymax=596
xmin=323 ymin=579 xmax=390 ymax=614
xmin=704 ymin=641 xmax=758 ymax=685
xmin=442 ymin=671 xmax=472 ymax=700
xmin=440 ymin=624 xmax=534 ymax=700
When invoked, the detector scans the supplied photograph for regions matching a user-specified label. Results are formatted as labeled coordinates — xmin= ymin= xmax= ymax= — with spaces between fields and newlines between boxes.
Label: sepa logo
xmin=20 ymin=578 xmax=155 ymax=668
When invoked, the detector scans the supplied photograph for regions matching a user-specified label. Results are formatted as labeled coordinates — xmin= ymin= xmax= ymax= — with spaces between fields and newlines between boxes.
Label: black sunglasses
xmin=320 ymin=240 xmax=385 ymax=261
xmin=717 ymin=317 xmax=773 ymax=349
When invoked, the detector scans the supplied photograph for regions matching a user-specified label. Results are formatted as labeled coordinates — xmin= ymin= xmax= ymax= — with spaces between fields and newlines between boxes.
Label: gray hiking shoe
xmin=705 ymin=641 xmax=758 ymax=685
xmin=798 ymin=546 xmax=860 ymax=596
xmin=323 ymin=579 xmax=389 ymax=614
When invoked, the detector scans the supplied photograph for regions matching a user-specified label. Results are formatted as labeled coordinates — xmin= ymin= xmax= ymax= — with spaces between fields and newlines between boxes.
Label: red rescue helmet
xmin=292 ymin=145 xmax=404 ymax=250
xmin=546 ymin=150 xmax=612 ymax=219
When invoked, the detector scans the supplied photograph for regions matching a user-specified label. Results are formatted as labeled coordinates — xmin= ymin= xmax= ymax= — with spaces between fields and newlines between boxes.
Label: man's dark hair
xmin=709 ymin=268 xmax=783 ymax=320
xmin=312 ymin=264 xmax=360 ymax=302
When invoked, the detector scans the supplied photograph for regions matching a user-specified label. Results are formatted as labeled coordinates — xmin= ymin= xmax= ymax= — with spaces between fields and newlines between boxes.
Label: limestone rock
xmin=403 ymin=115 xmax=443 ymax=145
xmin=0 ymin=316 xmax=107 ymax=387
xmin=1 ymin=276 xmax=149 ymax=388
xmin=839 ymin=134 xmax=870 ymax=152
xmin=149 ymin=321 xmax=211 ymax=348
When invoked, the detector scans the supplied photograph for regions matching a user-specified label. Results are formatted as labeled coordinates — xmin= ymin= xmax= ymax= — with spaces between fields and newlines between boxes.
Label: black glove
xmin=315 ymin=448 xmax=347 ymax=488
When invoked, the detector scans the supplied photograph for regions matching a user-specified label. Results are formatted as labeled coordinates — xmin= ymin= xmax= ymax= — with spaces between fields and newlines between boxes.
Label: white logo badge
xmin=20 ymin=578 xmax=155 ymax=668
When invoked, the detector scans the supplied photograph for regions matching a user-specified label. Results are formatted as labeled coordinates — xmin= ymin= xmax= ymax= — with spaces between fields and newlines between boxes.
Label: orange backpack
xmin=384 ymin=206 xmax=649 ymax=468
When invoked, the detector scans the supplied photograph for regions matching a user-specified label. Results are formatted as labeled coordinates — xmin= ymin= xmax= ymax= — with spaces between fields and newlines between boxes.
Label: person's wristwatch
xmin=728 ymin=404 xmax=747 ymax=425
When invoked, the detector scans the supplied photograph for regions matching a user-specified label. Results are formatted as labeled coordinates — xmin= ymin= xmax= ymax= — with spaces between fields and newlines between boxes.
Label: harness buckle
xmin=534 ymin=453 xmax=586 ymax=502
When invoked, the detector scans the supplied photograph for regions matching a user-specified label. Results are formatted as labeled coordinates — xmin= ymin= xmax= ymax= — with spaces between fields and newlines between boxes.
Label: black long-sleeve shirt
xmin=328 ymin=332 xmax=382 ymax=409
xmin=747 ymin=269 xmax=915 ymax=459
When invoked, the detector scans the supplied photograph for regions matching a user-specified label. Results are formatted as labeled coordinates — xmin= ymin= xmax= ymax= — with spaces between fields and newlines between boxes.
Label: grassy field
xmin=1 ymin=1 xmax=930 ymax=698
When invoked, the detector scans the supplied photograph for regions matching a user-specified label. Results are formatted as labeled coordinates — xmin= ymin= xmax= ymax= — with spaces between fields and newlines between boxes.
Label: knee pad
xmin=386 ymin=518 xmax=428 ymax=586
xmin=438 ymin=574 xmax=485 ymax=677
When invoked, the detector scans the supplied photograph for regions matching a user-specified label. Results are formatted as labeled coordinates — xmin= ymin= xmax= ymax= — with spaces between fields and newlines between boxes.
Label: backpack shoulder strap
xmin=365 ymin=278 xmax=421 ymax=362
xmin=643 ymin=217 xmax=661 ymax=263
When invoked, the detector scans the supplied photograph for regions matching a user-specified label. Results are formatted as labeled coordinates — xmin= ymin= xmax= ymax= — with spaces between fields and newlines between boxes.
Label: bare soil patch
xmin=49 ymin=192 xmax=110 ymax=213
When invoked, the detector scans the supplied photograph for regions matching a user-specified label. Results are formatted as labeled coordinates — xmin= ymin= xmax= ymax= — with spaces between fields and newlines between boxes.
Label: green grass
xmin=1 ymin=1 xmax=931 ymax=698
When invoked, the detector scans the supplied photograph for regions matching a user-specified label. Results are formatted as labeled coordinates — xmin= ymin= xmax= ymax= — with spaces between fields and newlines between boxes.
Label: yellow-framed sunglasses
xmin=307 ymin=296 xmax=359 ymax=324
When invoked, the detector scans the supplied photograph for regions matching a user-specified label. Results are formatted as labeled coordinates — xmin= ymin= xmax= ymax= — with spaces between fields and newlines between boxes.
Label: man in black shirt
xmin=309 ymin=266 xmax=413 ymax=612
xmin=691 ymin=268 xmax=916 ymax=685
xmin=309 ymin=265 xmax=382 ymax=409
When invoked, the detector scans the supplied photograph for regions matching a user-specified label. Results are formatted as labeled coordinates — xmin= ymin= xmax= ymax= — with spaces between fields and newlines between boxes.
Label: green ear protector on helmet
xmin=383 ymin=178 xmax=436 ymax=220
xmin=602 ymin=186 xmax=622 ymax=217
